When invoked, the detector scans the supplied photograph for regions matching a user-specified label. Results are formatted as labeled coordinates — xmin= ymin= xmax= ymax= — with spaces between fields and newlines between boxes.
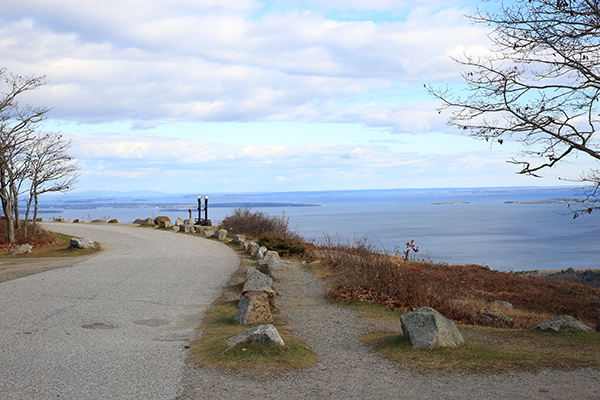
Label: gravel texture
xmin=178 ymin=260 xmax=600 ymax=400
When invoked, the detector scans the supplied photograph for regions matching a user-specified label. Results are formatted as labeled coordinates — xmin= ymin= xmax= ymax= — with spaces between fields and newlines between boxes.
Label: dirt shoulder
xmin=0 ymin=254 xmax=97 ymax=283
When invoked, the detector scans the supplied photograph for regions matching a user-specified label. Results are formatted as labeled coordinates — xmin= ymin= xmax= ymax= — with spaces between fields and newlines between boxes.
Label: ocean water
xmin=33 ymin=187 xmax=599 ymax=272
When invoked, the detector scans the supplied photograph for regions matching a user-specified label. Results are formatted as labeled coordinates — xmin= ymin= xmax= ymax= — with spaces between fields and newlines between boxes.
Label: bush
xmin=220 ymin=207 xmax=294 ymax=239
xmin=258 ymin=234 xmax=306 ymax=256
xmin=319 ymin=238 xmax=600 ymax=329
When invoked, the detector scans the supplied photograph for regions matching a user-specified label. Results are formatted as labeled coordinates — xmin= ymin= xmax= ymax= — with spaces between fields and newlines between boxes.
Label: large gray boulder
xmin=225 ymin=324 xmax=285 ymax=348
xmin=400 ymin=307 xmax=465 ymax=350
xmin=70 ymin=238 xmax=96 ymax=249
xmin=175 ymin=216 xmax=184 ymax=226
xmin=233 ymin=291 xmax=273 ymax=325
xmin=531 ymin=315 xmax=594 ymax=333
xmin=257 ymin=251 xmax=285 ymax=275
xmin=242 ymin=267 xmax=275 ymax=297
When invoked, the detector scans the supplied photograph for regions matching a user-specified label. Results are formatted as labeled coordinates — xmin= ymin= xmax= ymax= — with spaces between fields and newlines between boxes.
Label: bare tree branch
xmin=428 ymin=0 xmax=600 ymax=217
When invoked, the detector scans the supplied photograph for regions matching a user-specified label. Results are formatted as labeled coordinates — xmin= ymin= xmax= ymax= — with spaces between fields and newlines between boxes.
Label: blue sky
xmin=1 ymin=0 xmax=594 ymax=193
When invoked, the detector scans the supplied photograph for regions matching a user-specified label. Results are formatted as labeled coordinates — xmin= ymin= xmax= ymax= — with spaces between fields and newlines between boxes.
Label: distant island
xmin=507 ymin=198 xmax=579 ymax=204
xmin=430 ymin=202 xmax=471 ymax=205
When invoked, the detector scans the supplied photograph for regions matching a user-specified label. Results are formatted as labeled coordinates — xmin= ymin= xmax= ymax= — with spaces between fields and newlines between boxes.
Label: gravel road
xmin=178 ymin=261 xmax=600 ymax=400
xmin=0 ymin=223 xmax=239 ymax=400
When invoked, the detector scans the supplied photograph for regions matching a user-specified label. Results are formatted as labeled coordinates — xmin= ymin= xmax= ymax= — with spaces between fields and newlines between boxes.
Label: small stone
xmin=247 ymin=242 xmax=259 ymax=255
xmin=225 ymin=324 xmax=285 ymax=347
xmin=531 ymin=315 xmax=593 ymax=332
xmin=154 ymin=216 xmax=171 ymax=226
xmin=9 ymin=244 xmax=33 ymax=255
xmin=159 ymin=220 xmax=173 ymax=228
xmin=490 ymin=300 xmax=513 ymax=309
xmin=70 ymin=238 xmax=96 ymax=249
xmin=480 ymin=312 xmax=513 ymax=322
xmin=233 ymin=234 xmax=245 ymax=244
xmin=254 ymin=246 xmax=268 ymax=259
xmin=213 ymin=229 xmax=227 ymax=241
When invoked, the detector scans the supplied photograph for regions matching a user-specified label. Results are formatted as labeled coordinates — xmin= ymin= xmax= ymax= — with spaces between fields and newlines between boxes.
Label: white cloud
xmin=5 ymin=0 xmax=574 ymax=192
xmin=0 ymin=0 xmax=488 ymax=133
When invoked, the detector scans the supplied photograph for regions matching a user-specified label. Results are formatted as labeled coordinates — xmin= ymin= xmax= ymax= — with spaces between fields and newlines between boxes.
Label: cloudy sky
xmin=0 ymin=0 xmax=592 ymax=193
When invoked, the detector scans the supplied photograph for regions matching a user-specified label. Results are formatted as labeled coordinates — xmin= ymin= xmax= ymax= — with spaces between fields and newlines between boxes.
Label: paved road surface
xmin=0 ymin=223 xmax=239 ymax=400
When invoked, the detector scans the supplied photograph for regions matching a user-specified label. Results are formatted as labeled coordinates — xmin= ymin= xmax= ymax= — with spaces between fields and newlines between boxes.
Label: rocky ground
xmin=177 ymin=257 xmax=600 ymax=400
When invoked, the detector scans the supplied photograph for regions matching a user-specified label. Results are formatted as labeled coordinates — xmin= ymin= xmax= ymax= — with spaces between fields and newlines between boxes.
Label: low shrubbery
xmin=220 ymin=207 xmax=299 ymax=240
xmin=258 ymin=234 xmax=306 ymax=255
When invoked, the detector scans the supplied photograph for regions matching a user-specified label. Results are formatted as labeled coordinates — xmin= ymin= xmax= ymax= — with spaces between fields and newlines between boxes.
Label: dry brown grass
xmin=362 ymin=326 xmax=600 ymax=374
xmin=0 ymin=218 xmax=63 ymax=253
xmin=312 ymin=241 xmax=600 ymax=330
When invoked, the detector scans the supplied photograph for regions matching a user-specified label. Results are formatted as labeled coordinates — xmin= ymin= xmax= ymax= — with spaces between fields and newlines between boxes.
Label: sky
xmin=0 ymin=0 xmax=595 ymax=194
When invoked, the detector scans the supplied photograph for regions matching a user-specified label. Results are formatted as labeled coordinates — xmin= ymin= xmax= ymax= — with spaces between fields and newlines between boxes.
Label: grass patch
xmin=337 ymin=299 xmax=402 ymax=322
xmin=361 ymin=326 xmax=600 ymax=374
xmin=309 ymin=261 xmax=339 ymax=279
xmin=0 ymin=232 xmax=101 ymax=258
xmin=189 ymin=298 xmax=317 ymax=376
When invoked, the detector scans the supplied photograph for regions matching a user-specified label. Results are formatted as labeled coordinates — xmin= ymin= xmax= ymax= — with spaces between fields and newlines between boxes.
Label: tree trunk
xmin=24 ymin=195 xmax=33 ymax=238
xmin=32 ymin=193 xmax=39 ymax=235
xmin=1 ymin=187 xmax=15 ymax=243
xmin=12 ymin=185 xmax=21 ymax=230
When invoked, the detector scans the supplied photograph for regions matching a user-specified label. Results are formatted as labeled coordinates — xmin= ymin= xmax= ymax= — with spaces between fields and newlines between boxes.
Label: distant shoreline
xmin=37 ymin=202 xmax=321 ymax=211
xmin=430 ymin=201 xmax=471 ymax=205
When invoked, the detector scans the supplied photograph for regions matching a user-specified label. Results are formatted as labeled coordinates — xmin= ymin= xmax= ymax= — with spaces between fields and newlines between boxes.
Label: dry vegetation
xmin=220 ymin=207 xmax=299 ymax=240
xmin=311 ymin=239 xmax=600 ymax=330
xmin=0 ymin=217 xmax=62 ymax=253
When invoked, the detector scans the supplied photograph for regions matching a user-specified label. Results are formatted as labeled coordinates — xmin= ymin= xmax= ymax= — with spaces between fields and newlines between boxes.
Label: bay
xmin=33 ymin=187 xmax=599 ymax=272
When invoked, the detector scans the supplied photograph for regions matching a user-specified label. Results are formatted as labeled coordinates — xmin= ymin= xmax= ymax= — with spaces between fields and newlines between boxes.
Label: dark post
xmin=204 ymin=196 xmax=209 ymax=223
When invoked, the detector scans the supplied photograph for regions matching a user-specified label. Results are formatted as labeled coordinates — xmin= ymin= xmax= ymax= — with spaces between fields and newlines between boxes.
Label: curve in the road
xmin=0 ymin=223 xmax=239 ymax=400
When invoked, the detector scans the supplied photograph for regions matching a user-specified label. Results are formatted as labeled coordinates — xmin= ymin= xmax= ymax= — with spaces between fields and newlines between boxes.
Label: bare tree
xmin=428 ymin=0 xmax=600 ymax=217
xmin=25 ymin=133 xmax=79 ymax=236
xmin=0 ymin=68 xmax=49 ymax=242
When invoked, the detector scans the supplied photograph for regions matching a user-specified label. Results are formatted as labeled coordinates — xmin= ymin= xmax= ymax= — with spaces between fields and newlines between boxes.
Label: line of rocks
xmin=225 ymin=234 xmax=289 ymax=348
